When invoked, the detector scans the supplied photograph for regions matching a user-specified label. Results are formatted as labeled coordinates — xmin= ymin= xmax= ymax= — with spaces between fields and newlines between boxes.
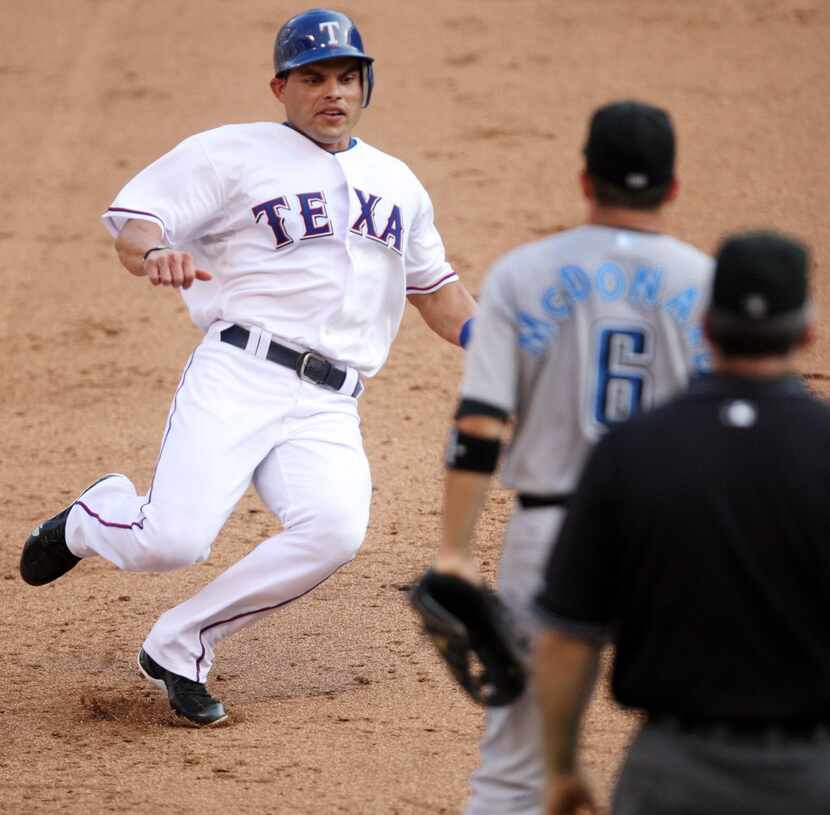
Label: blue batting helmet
xmin=274 ymin=9 xmax=375 ymax=107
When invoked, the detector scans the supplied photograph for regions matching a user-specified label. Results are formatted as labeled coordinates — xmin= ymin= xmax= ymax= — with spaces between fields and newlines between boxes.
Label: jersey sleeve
xmin=101 ymin=133 xmax=224 ymax=245
xmin=404 ymin=182 xmax=457 ymax=295
xmin=458 ymin=259 xmax=520 ymax=415
xmin=533 ymin=433 xmax=621 ymax=641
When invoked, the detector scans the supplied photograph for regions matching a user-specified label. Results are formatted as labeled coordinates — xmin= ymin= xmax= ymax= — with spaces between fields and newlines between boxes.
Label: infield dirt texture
xmin=1 ymin=1 xmax=828 ymax=813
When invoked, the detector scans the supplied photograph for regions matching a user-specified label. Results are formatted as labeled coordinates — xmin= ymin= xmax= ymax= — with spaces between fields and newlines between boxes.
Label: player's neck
xmin=282 ymin=121 xmax=355 ymax=153
xmin=713 ymin=352 xmax=798 ymax=379
xmin=587 ymin=204 xmax=664 ymax=234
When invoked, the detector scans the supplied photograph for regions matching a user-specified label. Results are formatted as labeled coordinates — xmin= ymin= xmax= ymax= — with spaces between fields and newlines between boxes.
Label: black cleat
xmin=20 ymin=474 xmax=124 ymax=586
xmin=20 ymin=506 xmax=80 ymax=586
xmin=137 ymin=649 xmax=228 ymax=727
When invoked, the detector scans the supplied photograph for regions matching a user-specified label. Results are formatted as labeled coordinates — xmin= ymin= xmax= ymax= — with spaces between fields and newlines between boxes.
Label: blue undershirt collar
xmin=282 ymin=121 xmax=357 ymax=153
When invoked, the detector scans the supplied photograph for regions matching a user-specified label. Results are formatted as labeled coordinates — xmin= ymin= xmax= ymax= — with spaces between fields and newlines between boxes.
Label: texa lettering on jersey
xmin=252 ymin=187 xmax=403 ymax=254
xmin=101 ymin=123 xmax=457 ymax=376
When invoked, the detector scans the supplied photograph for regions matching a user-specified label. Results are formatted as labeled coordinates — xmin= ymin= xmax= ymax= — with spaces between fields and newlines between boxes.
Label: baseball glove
xmin=409 ymin=569 xmax=527 ymax=706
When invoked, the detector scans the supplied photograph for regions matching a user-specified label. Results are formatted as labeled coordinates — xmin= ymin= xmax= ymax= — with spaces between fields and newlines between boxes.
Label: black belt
xmin=648 ymin=713 xmax=830 ymax=741
xmin=219 ymin=325 xmax=359 ymax=396
xmin=518 ymin=493 xmax=571 ymax=509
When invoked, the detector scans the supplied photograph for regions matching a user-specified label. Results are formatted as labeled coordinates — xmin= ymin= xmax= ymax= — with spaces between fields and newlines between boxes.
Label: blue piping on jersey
xmin=282 ymin=121 xmax=358 ymax=153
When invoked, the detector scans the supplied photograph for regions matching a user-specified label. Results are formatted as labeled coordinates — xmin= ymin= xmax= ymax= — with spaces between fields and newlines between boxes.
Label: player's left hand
xmin=545 ymin=773 xmax=599 ymax=815
xmin=431 ymin=551 xmax=481 ymax=585
xmin=409 ymin=568 xmax=527 ymax=706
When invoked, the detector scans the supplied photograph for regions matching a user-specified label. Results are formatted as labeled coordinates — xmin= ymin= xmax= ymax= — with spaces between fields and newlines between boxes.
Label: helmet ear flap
xmin=361 ymin=62 xmax=374 ymax=108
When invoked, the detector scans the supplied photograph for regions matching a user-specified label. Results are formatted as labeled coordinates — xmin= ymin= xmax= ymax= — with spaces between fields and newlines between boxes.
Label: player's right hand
xmin=144 ymin=249 xmax=212 ymax=289
xmin=545 ymin=774 xmax=599 ymax=815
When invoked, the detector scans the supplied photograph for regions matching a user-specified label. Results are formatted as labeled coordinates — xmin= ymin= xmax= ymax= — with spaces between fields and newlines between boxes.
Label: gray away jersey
xmin=461 ymin=225 xmax=714 ymax=494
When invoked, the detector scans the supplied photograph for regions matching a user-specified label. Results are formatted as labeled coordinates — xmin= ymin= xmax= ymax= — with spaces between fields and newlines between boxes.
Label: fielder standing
xmin=20 ymin=8 xmax=475 ymax=726
xmin=431 ymin=101 xmax=712 ymax=813
xmin=535 ymin=231 xmax=830 ymax=815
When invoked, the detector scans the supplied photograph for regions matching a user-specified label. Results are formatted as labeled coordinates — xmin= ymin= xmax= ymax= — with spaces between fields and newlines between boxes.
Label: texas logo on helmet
xmin=274 ymin=8 xmax=375 ymax=107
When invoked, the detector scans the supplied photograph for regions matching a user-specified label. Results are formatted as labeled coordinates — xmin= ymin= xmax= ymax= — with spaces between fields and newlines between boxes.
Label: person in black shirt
xmin=533 ymin=231 xmax=830 ymax=815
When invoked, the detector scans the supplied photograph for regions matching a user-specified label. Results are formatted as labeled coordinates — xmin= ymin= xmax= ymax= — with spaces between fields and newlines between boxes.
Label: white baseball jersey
xmin=67 ymin=121 xmax=459 ymax=686
xmin=102 ymin=122 xmax=457 ymax=376
xmin=461 ymin=225 xmax=714 ymax=493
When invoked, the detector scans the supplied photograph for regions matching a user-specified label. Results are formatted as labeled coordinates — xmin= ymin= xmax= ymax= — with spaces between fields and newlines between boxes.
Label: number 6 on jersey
xmin=592 ymin=323 xmax=653 ymax=428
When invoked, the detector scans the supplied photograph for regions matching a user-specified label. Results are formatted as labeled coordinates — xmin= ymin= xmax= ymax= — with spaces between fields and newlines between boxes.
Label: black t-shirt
xmin=535 ymin=374 xmax=830 ymax=723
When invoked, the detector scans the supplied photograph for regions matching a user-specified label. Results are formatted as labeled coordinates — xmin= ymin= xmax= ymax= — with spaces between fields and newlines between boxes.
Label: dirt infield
xmin=1 ymin=1 xmax=827 ymax=812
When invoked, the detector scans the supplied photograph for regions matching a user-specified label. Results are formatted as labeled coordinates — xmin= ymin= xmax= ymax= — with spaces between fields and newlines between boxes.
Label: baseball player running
xmin=430 ymin=101 xmax=712 ymax=813
xmin=20 ymin=8 xmax=476 ymax=727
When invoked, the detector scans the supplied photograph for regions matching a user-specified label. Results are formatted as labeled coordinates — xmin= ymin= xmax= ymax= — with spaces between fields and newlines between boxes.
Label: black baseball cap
xmin=584 ymin=100 xmax=675 ymax=190
xmin=707 ymin=230 xmax=812 ymax=352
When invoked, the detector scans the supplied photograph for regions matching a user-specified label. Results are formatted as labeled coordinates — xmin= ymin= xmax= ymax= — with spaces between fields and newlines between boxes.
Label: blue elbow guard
xmin=459 ymin=317 xmax=475 ymax=349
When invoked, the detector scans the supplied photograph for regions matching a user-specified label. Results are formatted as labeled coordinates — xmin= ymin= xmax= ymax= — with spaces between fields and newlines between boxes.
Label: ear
xmin=798 ymin=320 xmax=816 ymax=350
xmin=580 ymin=170 xmax=594 ymax=200
xmin=703 ymin=312 xmax=715 ymax=344
xmin=270 ymin=74 xmax=287 ymax=103
xmin=664 ymin=177 xmax=680 ymax=203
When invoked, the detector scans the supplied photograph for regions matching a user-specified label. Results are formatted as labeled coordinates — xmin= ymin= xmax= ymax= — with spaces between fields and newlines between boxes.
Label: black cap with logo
xmin=707 ymin=230 xmax=812 ymax=354
xmin=584 ymin=100 xmax=675 ymax=191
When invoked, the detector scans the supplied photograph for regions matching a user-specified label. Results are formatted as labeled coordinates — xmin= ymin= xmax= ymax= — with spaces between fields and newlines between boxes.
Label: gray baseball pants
xmin=613 ymin=719 xmax=830 ymax=815
xmin=464 ymin=505 xmax=564 ymax=815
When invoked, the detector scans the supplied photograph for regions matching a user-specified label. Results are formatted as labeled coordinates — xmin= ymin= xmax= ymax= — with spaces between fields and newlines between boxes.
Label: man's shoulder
xmin=354 ymin=139 xmax=434 ymax=188
xmin=657 ymin=234 xmax=715 ymax=277
xmin=488 ymin=226 xmax=593 ymax=278
xmin=606 ymin=377 xmax=830 ymax=439
xmin=777 ymin=387 xmax=830 ymax=422
xmin=351 ymin=138 xmax=409 ymax=169
xmin=189 ymin=121 xmax=285 ymax=149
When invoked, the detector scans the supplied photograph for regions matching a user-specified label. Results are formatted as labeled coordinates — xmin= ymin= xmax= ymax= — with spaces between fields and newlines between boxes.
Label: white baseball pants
xmin=464 ymin=506 xmax=565 ymax=815
xmin=65 ymin=323 xmax=371 ymax=682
